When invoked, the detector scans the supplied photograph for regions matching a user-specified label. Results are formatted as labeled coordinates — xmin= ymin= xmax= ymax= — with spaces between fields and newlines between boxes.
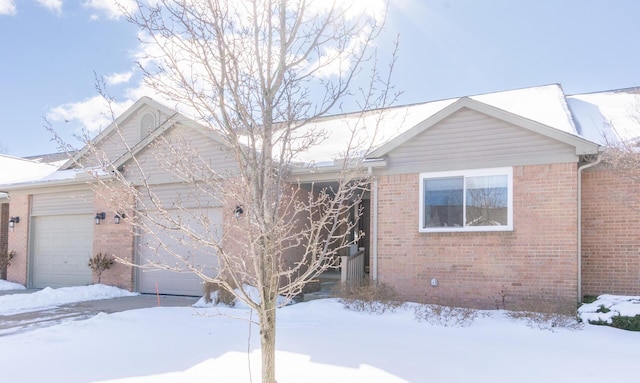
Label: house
xmin=2 ymin=84 xmax=639 ymax=311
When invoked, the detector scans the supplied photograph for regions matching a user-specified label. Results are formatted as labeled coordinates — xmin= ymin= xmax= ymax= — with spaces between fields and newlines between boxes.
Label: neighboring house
xmin=2 ymin=84 xmax=639 ymax=311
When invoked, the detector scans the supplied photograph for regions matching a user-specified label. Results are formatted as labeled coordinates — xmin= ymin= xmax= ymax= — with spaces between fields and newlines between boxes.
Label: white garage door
xmin=30 ymin=191 xmax=94 ymax=289
xmin=138 ymin=208 xmax=221 ymax=296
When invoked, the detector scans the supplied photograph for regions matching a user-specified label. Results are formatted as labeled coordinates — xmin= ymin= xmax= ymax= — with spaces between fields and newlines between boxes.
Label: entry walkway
xmin=0 ymin=293 xmax=197 ymax=337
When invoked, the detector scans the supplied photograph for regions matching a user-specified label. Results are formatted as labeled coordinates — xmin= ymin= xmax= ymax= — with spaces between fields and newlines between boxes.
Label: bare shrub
xmin=505 ymin=300 xmax=583 ymax=331
xmin=414 ymin=304 xmax=480 ymax=327
xmin=506 ymin=310 xmax=583 ymax=331
xmin=203 ymin=281 xmax=238 ymax=307
xmin=333 ymin=280 xmax=405 ymax=314
xmin=87 ymin=252 xmax=114 ymax=284
xmin=0 ymin=249 xmax=16 ymax=280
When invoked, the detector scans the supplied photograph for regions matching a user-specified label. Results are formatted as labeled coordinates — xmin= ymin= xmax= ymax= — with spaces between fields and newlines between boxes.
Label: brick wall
xmin=7 ymin=195 xmax=30 ymax=284
xmin=581 ymin=167 xmax=640 ymax=296
xmin=374 ymin=163 xmax=579 ymax=311
xmin=1 ymin=203 xmax=8 ymax=252
xmin=93 ymin=186 xmax=135 ymax=290
xmin=1 ymin=202 xmax=9 ymax=279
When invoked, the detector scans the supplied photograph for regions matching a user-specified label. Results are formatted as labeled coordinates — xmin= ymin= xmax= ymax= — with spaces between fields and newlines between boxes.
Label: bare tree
xmin=53 ymin=1 xmax=397 ymax=382
xmin=593 ymin=91 xmax=640 ymax=212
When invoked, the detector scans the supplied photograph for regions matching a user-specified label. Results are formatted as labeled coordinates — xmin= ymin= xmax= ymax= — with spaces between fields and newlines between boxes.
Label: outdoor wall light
xmin=114 ymin=212 xmax=125 ymax=224
xmin=95 ymin=212 xmax=106 ymax=225
xmin=234 ymin=205 xmax=244 ymax=219
xmin=8 ymin=216 xmax=19 ymax=229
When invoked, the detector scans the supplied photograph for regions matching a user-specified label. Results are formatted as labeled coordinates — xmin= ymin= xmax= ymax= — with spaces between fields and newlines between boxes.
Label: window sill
xmin=419 ymin=225 xmax=513 ymax=233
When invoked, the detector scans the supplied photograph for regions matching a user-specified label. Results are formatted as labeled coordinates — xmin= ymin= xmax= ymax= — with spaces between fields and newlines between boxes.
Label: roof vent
xmin=140 ymin=112 xmax=156 ymax=138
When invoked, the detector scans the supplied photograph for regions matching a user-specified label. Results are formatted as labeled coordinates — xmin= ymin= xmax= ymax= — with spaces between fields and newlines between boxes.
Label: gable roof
xmin=368 ymin=97 xmax=599 ymax=159
xmin=110 ymin=114 xmax=232 ymax=170
xmin=292 ymin=84 xmax=597 ymax=166
xmin=61 ymin=96 xmax=178 ymax=170
xmin=4 ymin=83 xmax=628 ymax=193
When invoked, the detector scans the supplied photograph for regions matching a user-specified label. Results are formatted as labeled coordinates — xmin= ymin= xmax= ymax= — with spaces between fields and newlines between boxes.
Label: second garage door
xmin=137 ymin=208 xmax=221 ymax=296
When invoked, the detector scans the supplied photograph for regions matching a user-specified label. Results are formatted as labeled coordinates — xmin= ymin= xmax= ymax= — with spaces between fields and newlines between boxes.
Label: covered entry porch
xmin=297 ymin=179 xmax=371 ymax=298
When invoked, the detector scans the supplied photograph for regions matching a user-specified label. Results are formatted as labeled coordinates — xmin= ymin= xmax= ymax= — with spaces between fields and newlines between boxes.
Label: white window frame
xmin=419 ymin=167 xmax=513 ymax=233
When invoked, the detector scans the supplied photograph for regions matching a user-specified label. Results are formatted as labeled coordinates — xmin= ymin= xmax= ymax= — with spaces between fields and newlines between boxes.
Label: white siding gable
xmin=382 ymin=108 xmax=578 ymax=175
xmin=79 ymin=106 xmax=169 ymax=167
xmin=124 ymin=123 xmax=237 ymax=186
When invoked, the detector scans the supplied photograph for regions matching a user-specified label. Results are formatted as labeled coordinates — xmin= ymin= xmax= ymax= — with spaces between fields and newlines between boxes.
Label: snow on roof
xmin=471 ymin=84 xmax=578 ymax=135
xmin=567 ymin=88 xmax=640 ymax=145
xmin=0 ymin=154 xmax=110 ymax=192
xmin=294 ymin=84 xmax=579 ymax=166
xmin=0 ymin=154 xmax=60 ymax=186
xmin=6 ymin=84 xmax=631 ymax=190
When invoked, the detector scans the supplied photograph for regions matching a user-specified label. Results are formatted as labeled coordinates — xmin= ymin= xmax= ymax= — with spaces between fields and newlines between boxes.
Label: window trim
xmin=418 ymin=167 xmax=513 ymax=233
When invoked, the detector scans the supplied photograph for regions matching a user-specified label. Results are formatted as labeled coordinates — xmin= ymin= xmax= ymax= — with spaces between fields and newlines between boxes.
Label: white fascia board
xmin=0 ymin=171 xmax=115 ymax=192
xmin=288 ymin=157 xmax=387 ymax=176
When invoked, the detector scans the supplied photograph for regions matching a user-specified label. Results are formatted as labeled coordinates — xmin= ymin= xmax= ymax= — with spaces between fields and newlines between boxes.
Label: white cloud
xmin=48 ymin=0 xmax=388 ymax=133
xmin=0 ymin=0 xmax=16 ymax=16
xmin=36 ymin=0 xmax=63 ymax=15
xmin=82 ymin=0 xmax=136 ymax=20
xmin=47 ymin=95 xmax=133 ymax=134
xmin=105 ymin=70 xmax=133 ymax=85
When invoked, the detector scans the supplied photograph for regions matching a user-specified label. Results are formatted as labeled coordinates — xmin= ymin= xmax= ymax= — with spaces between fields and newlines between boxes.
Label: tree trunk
xmin=260 ymin=299 xmax=277 ymax=383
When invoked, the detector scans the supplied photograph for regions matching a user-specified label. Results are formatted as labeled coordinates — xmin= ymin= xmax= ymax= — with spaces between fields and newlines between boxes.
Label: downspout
xmin=368 ymin=166 xmax=379 ymax=281
xmin=577 ymin=153 xmax=602 ymax=304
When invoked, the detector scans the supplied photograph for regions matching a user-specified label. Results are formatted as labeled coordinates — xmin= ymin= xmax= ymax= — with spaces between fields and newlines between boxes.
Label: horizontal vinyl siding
xmin=137 ymin=183 xmax=222 ymax=210
xmin=79 ymin=108 xmax=168 ymax=167
xmin=383 ymin=108 xmax=578 ymax=174
xmin=104 ymin=108 xmax=167 ymax=160
xmin=31 ymin=190 xmax=94 ymax=216
xmin=125 ymin=125 xmax=237 ymax=186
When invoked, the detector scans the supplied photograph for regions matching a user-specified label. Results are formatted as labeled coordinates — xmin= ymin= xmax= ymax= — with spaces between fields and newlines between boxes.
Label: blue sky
xmin=1 ymin=0 xmax=640 ymax=157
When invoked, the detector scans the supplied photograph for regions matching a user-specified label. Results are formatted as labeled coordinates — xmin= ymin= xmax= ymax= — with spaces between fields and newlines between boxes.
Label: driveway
xmin=0 ymin=292 xmax=198 ymax=337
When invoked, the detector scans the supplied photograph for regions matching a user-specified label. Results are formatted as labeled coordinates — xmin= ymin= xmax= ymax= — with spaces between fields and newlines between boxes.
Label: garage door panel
xmin=31 ymin=215 xmax=94 ymax=289
xmin=138 ymin=208 xmax=221 ymax=296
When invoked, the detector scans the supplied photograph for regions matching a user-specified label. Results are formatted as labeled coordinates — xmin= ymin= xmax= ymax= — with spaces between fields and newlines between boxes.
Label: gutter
xmin=368 ymin=166 xmax=379 ymax=281
xmin=0 ymin=171 xmax=115 ymax=193
xmin=577 ymin=153 xmax=602 ymax=304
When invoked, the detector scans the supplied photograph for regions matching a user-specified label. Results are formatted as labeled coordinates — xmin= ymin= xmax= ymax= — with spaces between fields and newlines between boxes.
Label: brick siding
xmin=7 ymin=194 xmax=30 ymax=284
xmin=374 ymin=163 xmax=579 ymax=311
xmin=581 ymin=167 xmax=640 ymax=296
xmin=92 ymin=186 xmax=135 ymax=290
xmin=1 ymin=203 xmax=8 ymax=252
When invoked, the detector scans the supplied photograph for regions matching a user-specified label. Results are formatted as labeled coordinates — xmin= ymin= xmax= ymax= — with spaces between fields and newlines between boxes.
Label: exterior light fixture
xmin=95 ymin=212 xmax=106 ymax=225
xmin=114 ymin=212 xmax=125 ymax=224
xmin=8 ymin=216 xmax=19 ymax=229
xmin=234 ymin=205 xmax=244 ymax=219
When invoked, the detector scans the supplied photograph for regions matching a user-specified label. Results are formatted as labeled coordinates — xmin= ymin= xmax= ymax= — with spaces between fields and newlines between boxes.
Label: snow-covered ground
xmin=578 ymin=294 xmax=640 ymax=323
xmin=0 ymin=284 xmax=639 ymax=383
xmin=0 ymin=283 xmax=137 ymax=315
xmin=0 ymin=279 xmax=26 ymax=291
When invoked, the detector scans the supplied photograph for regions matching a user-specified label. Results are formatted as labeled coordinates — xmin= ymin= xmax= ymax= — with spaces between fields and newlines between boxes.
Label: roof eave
xmin=288 ymin=157 xmax=387 ymax=176
xmin=0 ymin=171 xmax=115 ymax=192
